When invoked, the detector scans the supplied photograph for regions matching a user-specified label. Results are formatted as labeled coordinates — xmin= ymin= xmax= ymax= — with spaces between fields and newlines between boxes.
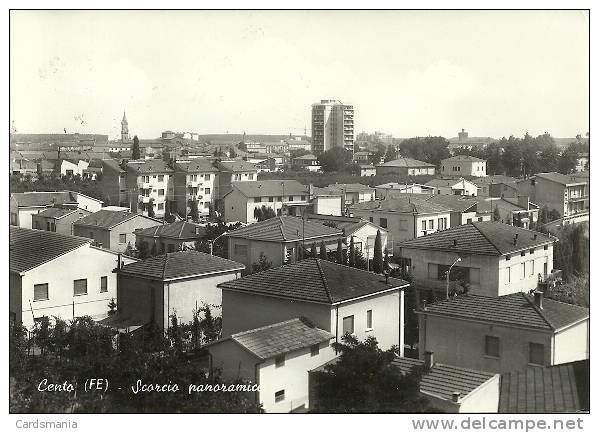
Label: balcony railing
xmin=536 ymin=269 xmax=563 ymax=292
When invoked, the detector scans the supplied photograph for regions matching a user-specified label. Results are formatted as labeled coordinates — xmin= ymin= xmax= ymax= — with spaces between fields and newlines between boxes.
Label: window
xmin=254 ymin=197 xmax=261 ymax=203
xmin=158 ymin=203 xmax=164 ymax=211
xmin=89 ymin=231 xmax=94 ymax=240
xmin=205 ymin=174 xmax=210 ymax=181
xmin=34 ymin=283 xmax=49 ymax=301
xmin=119 ymin=234 xmax=127 ymax=244
xmin=421 ymin=220 xmax=426 ymax=231
xmin=100 ymin=276 xmax=108 ymax=293
xmin=158 ymin=189 xmax=165 ymax=196
xmin=366 ymin=310 xmax=373 ymax=329
xmin=289 ymin=196 xmax=294 ymax=201
xmin=204 ymin=187 xmax=211 ymax=195
xmin=505 ymin=255 xmax=511 ymax=261
xmin=158 ymin=175 xmax=164 ymax=182
xmin=521 ymin=251 xmax=526 ymax=257
xmin=427 ymin=263 xmax=437 ymax=279
xmin=248 ymin=174 xmax=254 ymax=180
xmin=522 ymin=263 xmax=526 ymax=279
xmin=485 ymin=336 xmax=500 ymax=358
xmin=428 ymin=219 xmax=434 ymax=230
xmin=275 ymin=354 xmax=285 ymax=368
xmin=342 ymin=315 xmax=354 ymax=335
xmin=399 ymin=219 xmax=407 ymax=231
xmin=275 ymin=390 xmax=285 ymax=402
xmin=310 ymin=344 xmax=320 ymax=357
xmin=10 ymin=213 xmax=17 ymax=225
xmin=543 ymin=245 xmax=548 ymax=251
xmin=477 ymin=217 xmax=483 ymax=222
xmin=529 ymin=343 xmax=545 ymax=365
xmin=369 ymin=217 xmax=373 ymax=223
xmin=74 ymin=279 xmax=88 ymax=296
xmin=301 ymin=195 xmax=306 ymax=201
xmin=470 ymin=268 xmax=480 ymax=284
xmin=505 ymin=266 xmax=511 ymax=284
xmin=379 ymin=217 xmax=388 ymax=228
xmin=466 ymin=218 xmax=472 ymax=223
xmin=204 ymin=202 xmax=210 ymax=208
xmin=528 ymin=260 xmax=534 ymax=276
xmin=438 ymin=218 xmax=446 ymax=230
xmin=529 ymin=248 xmax=535 ymax=254
xmin=268 ymin=197 xmax=274 ymax=202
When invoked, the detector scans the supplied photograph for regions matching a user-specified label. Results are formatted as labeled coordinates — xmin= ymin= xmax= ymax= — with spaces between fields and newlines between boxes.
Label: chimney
xmin=533 ymin=233 xmax=537 ymax=240
xmin=452 ymin=391 xmax=461 ymax=403
xmin=533 ymin=291 xmax=544 ymax=309
xmin=117 ymin=253 xmax=122 ymax=269
xmin=453 ymin=239 xmax=457 ymax=247
xmin=513 ymin=234 xmax=518 ymax=245
xmin=424 ymin=351 xmax=434 ymax=370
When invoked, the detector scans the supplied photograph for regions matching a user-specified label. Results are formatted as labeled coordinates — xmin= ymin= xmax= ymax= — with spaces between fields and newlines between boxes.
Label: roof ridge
xmin=231 ymin=317 xmax=302 ymax=337
xmin=470 ymin=222 xmax=503 ymax=255
xmin=160 ymin=253 xmax=170 ymax=280
xmin=314 ymin=259 xmax=333 ymax=303
xmin=521 ymin=292 xmax=556 ymax=330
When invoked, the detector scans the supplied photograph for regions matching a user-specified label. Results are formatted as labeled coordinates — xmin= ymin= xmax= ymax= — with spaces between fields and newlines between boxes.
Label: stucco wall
xmin=458 ymin=375 xmax=500 ymax=413
xmin=553 ymin=320 xmax=589 ymax=365
xmin=209 ymin=338 xmax=260 ymax=383
xmin=314 ymin=196 xmax=342 ymax=216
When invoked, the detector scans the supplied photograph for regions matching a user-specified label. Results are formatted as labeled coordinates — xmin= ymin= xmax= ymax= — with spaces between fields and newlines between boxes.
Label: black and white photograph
xmin=5 ymin=4 xmax=593 ymax=429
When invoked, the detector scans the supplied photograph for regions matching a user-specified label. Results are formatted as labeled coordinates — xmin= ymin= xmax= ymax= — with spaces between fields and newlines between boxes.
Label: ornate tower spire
xmin=121 ymin=110 xmax=130 ymax=142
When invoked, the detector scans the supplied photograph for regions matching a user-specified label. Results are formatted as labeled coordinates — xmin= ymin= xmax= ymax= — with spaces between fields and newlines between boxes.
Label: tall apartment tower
xmin=311 ymin=100 xmax=354 ymax=154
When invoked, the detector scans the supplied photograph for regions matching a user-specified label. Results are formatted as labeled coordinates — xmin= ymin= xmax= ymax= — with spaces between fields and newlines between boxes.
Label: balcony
xmin=142 ymin=182 xmax=151 ymax=189
xmin=187 ymin=181 xmax=199 ymax=188
xmin=536 ymin=269 xmax=563 ymax=292
xmin=141 ymin=196 xmax=150 ymax=203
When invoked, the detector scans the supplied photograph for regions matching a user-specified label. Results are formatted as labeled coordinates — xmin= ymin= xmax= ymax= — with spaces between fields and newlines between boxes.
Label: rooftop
xmin=217 ymin=160 xmax=258 ymax=172
xmin=418 ymin=292 xmax=589 ymax=331
xmin=323 ymin=183 xmax=374 ymax=193
xmin=174 ymin=159 xmax=218 ymax=173
xmin=423 ymin=195 xmax=479 ymax=213
xmin=534 ymin=172 xmax=588 ymax=186
xmin=74 ymin=210 xmax=159 ymax=229
xmin=442 ymin=155 xmax=486 ymax=162
xmin=424 ymin=178 xmax=476 ymax=188
xmin=35 ymin=207 xmax=89 ymax=220
xmin=293 ymin=154 xmax=318 ymax=161
xmin=377 ymin=157 xmax=435 ymax=168
xmin=10 ymin=227 xmax=91 ymax=274
xmin=10 ymin=191 xmax=93 ymax=207
xmin=230 ymin=180 xmax=307 ymax=198
xmin=350 ymin=197 xmax=451 ymax=215
xmin=391 ymin=357 xmax=497 ymax=402
xmin=230 ymin=317 xmax=332 ymax=360
xmin=470 ymin=175 xmax=517 ymax=186
xmin=218 ymin=258 xmax=409 ymax=304
xmin=118 ymin=250 xmax=245 ymax=281
xmin=399 ymin=221 xmax=555 ymax=255
xmin=499 ymin=360 xmax=589 ymax=413
xmin=134 ymin=221 xmax=205 ymax=240
xmin=226 ymin=216 xmax=342 ymax=242
xmin=127 ymin=159 xmax=173 ymax=174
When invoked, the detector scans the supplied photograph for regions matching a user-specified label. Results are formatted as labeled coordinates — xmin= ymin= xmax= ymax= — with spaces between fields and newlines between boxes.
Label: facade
xmin=112 ymin=251 xmax=244 ymax=331
xmin=134 ymin=221 xmax=205 ymax=253
xmin=226 ymin=216 xmax=343 ymax=268
xmin=60 ymin=159 xmax=90 ymax=178
xmin=471 ymin=175 xmax=518 ymax=198
xmin=575 ymin=153 xmax=589 ymax=172
xmin=10 ymin=191 xmax=103 ymax=229
xmin=375 ymin=182 xmax=435 ymax=199
xmin=440 ymin=155 xmax=487 ymax=177
xmin=476 ymin=196 xmax=539 ymax=228
xmin=31 ymin=207 xmax=91 ymax=235
xmin=424 ymin=178 xmax=479 ymax=197
xmin=359 ymin=165 xmax=376 ymax=177
xmin=376 ymin=157 xmax=436 ymax=177
xmin=349 ymin=197 xmax=452 ymax=255
xmin=516 ymin=172 xmax=589 ymax=219
xmin=311 ymin=190 xmax=343 ymax=216
xmin=73 ymin=209 xmax=162 ymax=253
xmin=207 ymin=317 xmax=336 ymax=413
xmin=173 ymin=159 xmax=218 ymax=218
xmin=215 ymin=160 xmax=258 ymax=201
xmin=219 ymin=258 xmax=409 ymax=352
xmin=126 ymin=159 xmax=174 ymax=218
xmin=99 ymin=159 xmax=128 ymax=207
xmin=292 ymin=154 xmax=321 ymax=172
xmin=223 ymin=180 xmax=310 ymax=223
xmin=9 ymin=227 xmax=136 ymax=328
xmin=311 ymin=100 xmax=354 ymax=153
xmin=417 ymin=292 xmax=589 ymax=373
xmin=423 ymin=195 xmax=486 ymax=227
xmin=397 ymin=222 xmax=556 ymax=297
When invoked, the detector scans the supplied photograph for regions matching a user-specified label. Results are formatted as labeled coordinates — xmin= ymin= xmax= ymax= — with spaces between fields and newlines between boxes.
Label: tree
xmin=384 ymin=145 xmax=398 ymax=162
xmin=147 ymin=199 xmax=155 ymax=218
xmin=251 ymin=253 xmax=273 ymax=274
xmin=200 ymin=304 xmax=221 ymax=343
xmin=319 ymin=241 xmax=328 ymax=260
xmin=138 ymin=241 xmax=150 ymax=259
xmin=336 ymin=239 xmax=343 ymax=264
xmin=493 ymin=205 xmax=501 ymax=222
xmin=398 ymin=136 xmax=450 ymax=167
xmin=108 ymin=298 xmax=117 ymax=316
xmin=189 ymin=198 xmax=199 ymax=223
xmin=318 ymin=147 xmax=353 ymax=172
xmin=164 ymin=198 xmax=175 ymax=223
xmin=383 ymin=248 xmax=390 ymax=272
xmin=131 ymin=135 xmax=140 ymax=160
xmin=546 ymin=274 xmax=589 ymax=307
xmin=373 ymin=230 xmax=383 ymax=273
xmin=312 ymin=335 xmax=433 ymax=413
xmin=253 ymin=205 xmax=276 ymax=222
xmin=558 ymin=143 xmax=579 ymax=174
xmin=311 ymin=242 xmax=317 ymax=258
xmin=191 ymin=307 xmax=201 ymax=349
xmin=349 ymin=236 xmax=356 ymax=267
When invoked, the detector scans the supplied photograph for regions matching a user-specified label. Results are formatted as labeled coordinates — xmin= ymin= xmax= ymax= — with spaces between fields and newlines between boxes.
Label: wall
xmin=496 ymin=243 xmax=554 ymax=296
xmin=313 ymin=196 xmax=342 ymax=216
xmin=227 ymin=238 xmax=285 ymax=269
xmin=117 ymin=274 xmax=164 ymax=328
xmin=9 ymin=273 xmax=23 ymax=324
xmin=553 ymin=320 xmax=589 ymax=365
xmin=419 ymin=314 xmax=553 ymax=373
xmin=75 ymin=194 xmax=103 ymax=212
xmin=221 ymin=290 xmax=332 ymax=337
xmin=108 ymin=216 xmax=162 ymax=253
xmin=456 ymin=375 xmax=500 ymax=413
xmin=208 ymin=338 xmax=259 ymax=383
xmin=19 ymin=245 xmax=133 ymax=328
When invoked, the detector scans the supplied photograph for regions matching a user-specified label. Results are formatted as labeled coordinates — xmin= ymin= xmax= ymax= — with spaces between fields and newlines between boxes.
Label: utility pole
xmin=446 ymin=257 xmax=462 ymax=299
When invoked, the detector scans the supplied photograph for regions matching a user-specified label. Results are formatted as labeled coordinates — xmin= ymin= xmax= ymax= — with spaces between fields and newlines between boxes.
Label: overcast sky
xmin=10 ymin=10 xmax=589 ymax=140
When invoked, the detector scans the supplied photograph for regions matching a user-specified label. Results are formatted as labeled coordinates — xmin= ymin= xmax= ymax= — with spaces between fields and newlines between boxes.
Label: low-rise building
xmin=423 ymin=195 xmax=485 ymax=226
xmin=73 ymin=209 xmax=162 ymax=253
xmin=397 ymin=221 xmax=556 ymax=297
xmin=471 ymin=175 xmax=517 ymax=197
xmin=311 ymin=189 xmax=343 ymax=216
xmin=207 ymin=317 xmax=335 ymax=413
xmin=375 ymin=182 xmax=435 ymax=199
xmin=424 ymin=178 xmax=479 ymax=197
xmin=31 ymin=207 xmax=91 ymax=235
xmin=375 ymin=157 xmax=436 ymax=177
xmin=440 ymin=155 xmax=487 ymax=177
xmin=223 ymin=180 xmax=310 ymax=223
xmin=575 ymin=153 xmax=589 ymax=172
xmin=173 ymin=159 xmax=218 ymax=219
xmin=349 ymin=197 xmax=452 ymax=255
xmin=226 ymin=216 xmax=342 ymax=268
xmin=9 ymin=227 xmax=135 ymax=328
xmin=113 ymin=251 xmax=245 ymax=330
xmin=98 ymin=159 xmax=128 ymax=207
xmin=126 ymin=159 xmax=174 ymax=218
xmin=359 ymin=164 xmax=376 ymax=177
xmin=292 ymin=154 xmax=321 ymax=172
xmin=219 ymin=258 xmax=410 ymax=352
xmin=134 ymin=220 xmax=205 ymax=253
xmin=60 ymin=159 xmax=90 ymax=178
xmin=216 ymin=160 xmax=258 ymax=202
xmin=476 ymin=196 xmax=539 ymax=228
xmin=417 ymin=292 xmax=589 ymax=373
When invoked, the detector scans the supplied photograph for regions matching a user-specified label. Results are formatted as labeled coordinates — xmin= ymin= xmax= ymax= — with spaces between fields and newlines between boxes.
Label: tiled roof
xmin=10 ymin=227 xmax=90 ymax=273
xmin=134 ymin=221 xmax=205 ymax=240
xmin=231 ymin=317 xmax=332 ymax=360
xmin=391 ymin=357 xmax=497 ymax=402
xmin=217 ymin=160 xmax=258 ymax=172
xmin=218 ymin=258 xmax=409 ymax=304
xmin=35 ymin=207 xmax=80 ymax=219
xmin=293 ymin=154 xmax=318 ymax=161
xmin=534 ymin=172 xmax=587 ymax=186
xmin=399 ymin=222 xmax=554 ymax=255
xmin=442 ymin=155 xmax=486 ymax=162
xmin=118 ymin=250 xmax=244 ymax=281
xmin=174 ymin=159 xmax=218 ymax=173
xmin=425 ymin=178 xmax=475 ymax=188
xmin=418 ymin=293 xmax=589 ymax=331
xmin=230 ymin=180 xmax=307 ymax=198
xmin=127 ymin=159 xmax=173 ymax=174
xmin=424 ymin=195 xmax=479 ymax=213
xmin=475 ymin=198 xmax=527 ymax=213
xmin=377 ymin=157 xmax=435 ymax=168
xmin=74 ymin=210 xmax=158 ymax=229
xmin=323 ymin=183 xmax=374 ymax=193
xmin=11 ymin=191 xmax=78 ymax=207
xmin=471 ymin=175 xmax=517 ymax=186
xmin=499 ymin=361 xmax=589 ymax=413
xmin=226 ymin=216 xmax=342 ymax=242
xmin=350 ymin=197 xmax=451 ymax=215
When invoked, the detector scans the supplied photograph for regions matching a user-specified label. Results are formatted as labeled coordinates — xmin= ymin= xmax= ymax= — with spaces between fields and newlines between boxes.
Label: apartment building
xmin=173 ymin=159 xmax=218 ymax=218
xmin=215 ymin=160 xmax=258 ymax=201
xmin=292 ymin=154 xmax=321 ymax=172
xmin=311 ymin=100 xmax=354 ymax=153
xmin=440 ymin=155 xmax=487 ymax=177
xmin=375 ymin=157 xmax=436 ymax=177
xmin=126 ymin=160 xmax=174 ymax=218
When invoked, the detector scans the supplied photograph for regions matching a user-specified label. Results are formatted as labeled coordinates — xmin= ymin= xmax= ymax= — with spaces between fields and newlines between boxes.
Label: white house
xmin=9 ymin=227 xmax=136 ymax=328
xmin=424 ymin=178 xmax=479 ymax=197
xmin=440 ymin=155 xmax=487 ymax=177
xmin=207 ymin=317 xmax=336 ymax=413
xmin=60 ymin=159 xmax=90 ymax=177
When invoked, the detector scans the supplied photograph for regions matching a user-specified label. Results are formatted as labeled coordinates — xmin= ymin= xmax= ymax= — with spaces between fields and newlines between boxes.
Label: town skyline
xmin=10 ymin=10 xmax=589 ymax=140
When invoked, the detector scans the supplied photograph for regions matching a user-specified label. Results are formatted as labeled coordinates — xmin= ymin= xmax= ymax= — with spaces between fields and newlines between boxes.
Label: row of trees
xmin=10 ymin=173 xmax=111 ymax=205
